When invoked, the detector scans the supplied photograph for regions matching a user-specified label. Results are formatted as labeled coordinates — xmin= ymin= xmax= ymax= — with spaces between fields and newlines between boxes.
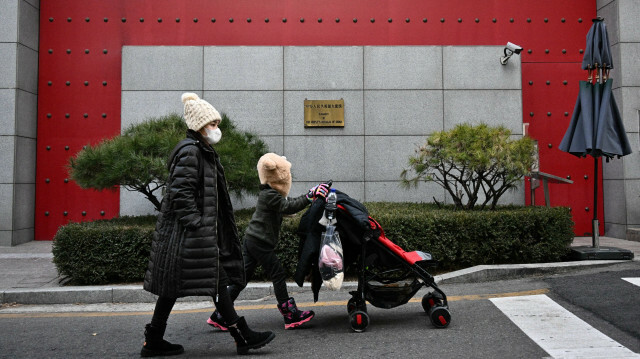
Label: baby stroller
xmin=295 ymin=188 xmax=451 ymax=332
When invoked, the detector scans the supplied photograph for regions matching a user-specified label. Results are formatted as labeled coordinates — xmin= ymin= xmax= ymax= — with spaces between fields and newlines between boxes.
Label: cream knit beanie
xmin=181 ymin=93 xmax=221 ymax=131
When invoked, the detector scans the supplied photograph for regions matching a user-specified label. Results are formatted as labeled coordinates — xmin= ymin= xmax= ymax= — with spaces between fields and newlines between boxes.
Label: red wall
xmin=37 ymin=0 xmax=598 ymax=240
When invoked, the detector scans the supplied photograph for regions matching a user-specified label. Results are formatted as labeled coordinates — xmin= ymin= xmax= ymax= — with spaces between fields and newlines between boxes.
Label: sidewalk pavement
xmin=1 ymin=237 xmax=638 ymax=305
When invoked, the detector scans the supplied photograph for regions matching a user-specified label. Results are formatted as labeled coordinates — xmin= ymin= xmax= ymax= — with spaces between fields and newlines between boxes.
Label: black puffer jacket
xmin=143 ymin=130 xmax=244 ymax=298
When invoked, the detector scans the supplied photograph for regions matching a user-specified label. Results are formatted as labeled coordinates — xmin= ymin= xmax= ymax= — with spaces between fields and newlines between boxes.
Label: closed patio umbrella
xmin=581 ymin=18 xmax=613 ymax=72
xmin=558 ymin=18 xmax=633 ymax=260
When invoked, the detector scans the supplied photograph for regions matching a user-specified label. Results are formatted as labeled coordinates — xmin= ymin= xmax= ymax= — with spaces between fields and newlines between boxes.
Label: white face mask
xmin=204 ymin=127 xmax=222 ymax=145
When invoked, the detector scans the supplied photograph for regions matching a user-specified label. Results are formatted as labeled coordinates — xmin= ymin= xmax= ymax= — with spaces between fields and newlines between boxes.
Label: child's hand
xmin=306 ymin=185 xmax=317 ymax=202
xmin=306 ymin=183 xmax=330 ymax=201
xmin=313 ymin=183 xmax=329 ymax=199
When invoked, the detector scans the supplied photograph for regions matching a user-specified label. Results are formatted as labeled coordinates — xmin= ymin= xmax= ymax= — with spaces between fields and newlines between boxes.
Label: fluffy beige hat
xmin=181 ymin=93 xmax=221 ymax=131
xmin=257 ymin=153 xmax=292 ymax=197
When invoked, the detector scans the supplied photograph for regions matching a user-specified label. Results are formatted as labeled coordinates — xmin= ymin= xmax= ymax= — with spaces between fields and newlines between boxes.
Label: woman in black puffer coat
xmin=140 ymin=93 xmax=274 ymax=357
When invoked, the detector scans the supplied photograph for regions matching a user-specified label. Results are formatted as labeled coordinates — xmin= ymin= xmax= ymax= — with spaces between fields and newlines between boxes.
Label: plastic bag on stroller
xmin=318 ymin=225 xmax=344 ymax=290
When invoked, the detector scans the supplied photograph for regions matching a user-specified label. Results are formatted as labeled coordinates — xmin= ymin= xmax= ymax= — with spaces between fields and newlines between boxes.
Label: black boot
xmin=227 ymin=317 xmax=275 ymax=355
xmin=140 ymin=323 xmax=184 ymax=357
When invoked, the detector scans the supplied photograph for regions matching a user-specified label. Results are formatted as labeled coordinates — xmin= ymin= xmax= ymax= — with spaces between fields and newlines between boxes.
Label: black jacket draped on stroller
xmin=295 ymin=190 xmax=451 ymax=332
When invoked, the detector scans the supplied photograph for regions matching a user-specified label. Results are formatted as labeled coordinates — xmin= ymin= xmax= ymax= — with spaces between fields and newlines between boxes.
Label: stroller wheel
xmin=429 ymin=306 xmax=451 ymax=329
xmin=349 ymin=310 xmax=369 ymax=333
xmin=421 ymin=292 xmax=443 ymax=313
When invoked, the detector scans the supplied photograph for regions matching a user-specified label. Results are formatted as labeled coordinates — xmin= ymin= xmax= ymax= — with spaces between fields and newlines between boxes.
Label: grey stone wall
xmin=598 ymin=0 xmax=640 ymax=239
xmin=0 ymin=0 xmax=39 ymax=246
xmin=121 ymin=45 xmax=523 ymax=215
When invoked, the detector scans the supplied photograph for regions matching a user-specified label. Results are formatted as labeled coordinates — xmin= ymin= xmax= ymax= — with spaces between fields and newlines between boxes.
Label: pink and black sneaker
xmin=278 ymin=297 xmax=315 ymax=329
xmin=206 ymin=310 xmax=228 ymax=331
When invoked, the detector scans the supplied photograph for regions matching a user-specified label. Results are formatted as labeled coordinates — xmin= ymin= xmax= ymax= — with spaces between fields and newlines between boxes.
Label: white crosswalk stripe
xmin=490 ymin=294 xmax=640 ymax=359
xmin=622 ymin=278 xmax=640 ymax=287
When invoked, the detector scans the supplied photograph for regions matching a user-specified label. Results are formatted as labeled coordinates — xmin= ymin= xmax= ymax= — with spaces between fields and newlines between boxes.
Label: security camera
xmin=505 ymin=42 xmax=522 ymax=55
xmin=500 ymin=42 xmax=523 ymax=65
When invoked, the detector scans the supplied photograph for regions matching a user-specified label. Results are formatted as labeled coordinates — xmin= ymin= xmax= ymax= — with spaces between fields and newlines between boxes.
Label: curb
xmin=0 ymin=260 xmax=631 ymax=305
xmin=434 ymin=259 xmax=629 ymax=284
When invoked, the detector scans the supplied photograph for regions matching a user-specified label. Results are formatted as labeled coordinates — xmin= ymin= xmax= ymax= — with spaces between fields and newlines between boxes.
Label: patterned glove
xmin=306 ymin=185 xmax=318 ymax=202
xmin=306 ymin=183 xmax=330 ymax=202
xmin=314 ymin=183 xmax=329 ymax=199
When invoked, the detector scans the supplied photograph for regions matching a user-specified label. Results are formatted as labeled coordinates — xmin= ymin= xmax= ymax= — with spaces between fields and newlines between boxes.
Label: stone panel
xmin=121 ymin=91 xmax=193 ymax=130
xmin=120 ymin=187 xmax=158 ymax=216
xmin=603 ymin=156 xmax=624 ymax=180
xmin=611 ymin=43 xmax=622 ymax=90
xmin=291 ymin=181 xmax=365 ymax=202
xmin=259 ymin=135 xmax=283 ymax=155
xmin=0 ymin=230 xmax=10 ymax=246
xmin=0 ymin=90 xmax=16 ymax=135
xmin=283 ymin=90 xmax=363 ymax=136
xmin=506 ymin=182 xmax=526 ymax=206
xmin=623 ymin=134 xmax=640 ymax=179
xmin=12 ymin=183 xmax=33 ymax=229
xmin=444 ymin=90 xmax=522 ymax=134
xmin=12 ymin=227 xmax=33 ymax=245
xmin=16 ymin=44 xmax=37 ymax=93
xmin=204 ymin=91 xmax=283 ymax=136
xmin=619 ymin=0 xmax=640 ymax=42
xmin=15 ymin=89 xmax=36 ymax=138
xmin=122 ymin=46 xmax=203 ymax=91
xmin=364 ymin=46 xmax=442 ymax=89
xmin=619 ymin=43 xmax=640 ymax=87
xmin=365 ymin=181 xmax=445 ymax=203
xmin=283 ymin=136 xmax=364 ymax=181
xmin=23 ymin=0 xmax=38 ymax=8
xmin=230 ymin=194 xmax=258 ymax=211
xmin=626 ymin=179 xmax=640 ymax=225
xmin=603 ymin=179 xmax=627 ymax=224
xmin=620 ymin=87 xmax=640 ymax=133
xmin=0 ymin=43 xmax=17 ymax=88
xmin=0 ymin=136 xmax=15 ymax=183
xmin=597 ymin=0 xmax=615 ymax=10
xmin=18 ymin=0 xmax=38 ymax=50
xmin=597 ymin=2 xmax=619 ymax=45
xmin=605 ymin=222 xmax=627 ymax=239
xmin=364 ymin=90 xmax=443 ymax=135
xmin=284 ymin=47 xmax=363 ymax=90
xmin=443 ymin=46 xmax=521 ymax=90
xmin=204 ymin=46 xmax=283 ymax=90
xmin=364 ymin=136 xmax=425 ymax=181
xmin=14 ymin=136 xmax=35 ymax=183
xmin=0 ymin=0 xmax=18 ymax=43
xmin=0 ymin=184 xmax=13 ymax=230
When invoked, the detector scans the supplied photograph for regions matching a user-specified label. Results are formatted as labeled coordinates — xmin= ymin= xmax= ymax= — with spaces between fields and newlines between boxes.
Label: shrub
xmin=68 ymin=113 xmax=268 ymax=211
xmin=52 ymin=216 xmax=157 ymax=285
xmin=53 ymin=204 xmax=574 ymax=285
xmin=365 ymin=203 xmax=574 ymax=271
xmin=401 ymin=123 xmax=536 ymax=210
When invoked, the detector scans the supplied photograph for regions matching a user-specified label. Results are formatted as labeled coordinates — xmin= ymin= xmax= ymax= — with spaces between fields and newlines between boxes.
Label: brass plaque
xmin=304 ymin=99 xmax=344 ymax=127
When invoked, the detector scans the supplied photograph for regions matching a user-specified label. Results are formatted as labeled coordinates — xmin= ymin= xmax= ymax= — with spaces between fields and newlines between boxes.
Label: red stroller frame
xmin=345 ymin=214 xmax=451 ymax=332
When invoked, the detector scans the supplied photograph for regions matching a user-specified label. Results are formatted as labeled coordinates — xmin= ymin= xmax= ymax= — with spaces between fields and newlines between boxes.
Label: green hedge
xmin=52 ymin=216 xmax=157 ymax=285
xmin=52 ymin=204 xmax=574 ymax=285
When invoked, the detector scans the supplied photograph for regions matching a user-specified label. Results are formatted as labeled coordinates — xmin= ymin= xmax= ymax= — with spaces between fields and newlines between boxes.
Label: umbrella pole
xmin=592 ymin=156 xmax=600 ymax=248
